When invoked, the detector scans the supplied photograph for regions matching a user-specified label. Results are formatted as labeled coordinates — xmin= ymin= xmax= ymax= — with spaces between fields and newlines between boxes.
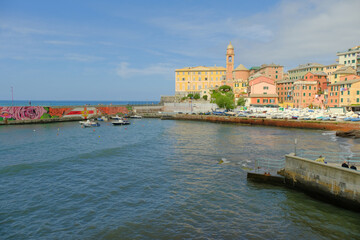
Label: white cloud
xmin=150 ymin=0 xmax=360 ymax=70
xmin=44 ymin=40 xmax=83 ymax=46
xmin=64 ymin=53 xmax=104 ymax=62
xmin=116 ymin=62 xmax=173 ymax=78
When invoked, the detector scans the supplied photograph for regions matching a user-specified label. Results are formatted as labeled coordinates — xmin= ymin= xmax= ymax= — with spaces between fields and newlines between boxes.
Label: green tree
xmin=237 ymin=97 xmax=246 ymax=106
xmin=219 ymin=85 xmax=232 ymax=92
xmin=187 ymin=93 xmax=194 ymax=98
xmin=211 ymin=87 xmax=235 ymax=110
xmin=203 ymin=95 xmax=208 ymax=101
xmin=194 ymin=93 xmax=200 ymax=99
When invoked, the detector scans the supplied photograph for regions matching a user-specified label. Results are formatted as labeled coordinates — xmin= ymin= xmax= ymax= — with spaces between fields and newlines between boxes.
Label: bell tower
xmin=226 ymin=42 xmax=234 ymax=81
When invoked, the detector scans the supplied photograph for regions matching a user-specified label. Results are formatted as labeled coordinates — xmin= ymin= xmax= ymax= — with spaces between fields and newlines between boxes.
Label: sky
xmin=0 ymin=0 xmax=360 ymax=101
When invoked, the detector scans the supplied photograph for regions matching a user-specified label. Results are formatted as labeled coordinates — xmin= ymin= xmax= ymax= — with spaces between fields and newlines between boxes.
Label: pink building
xmin=249 ymin=76 xmax=278 ymax=106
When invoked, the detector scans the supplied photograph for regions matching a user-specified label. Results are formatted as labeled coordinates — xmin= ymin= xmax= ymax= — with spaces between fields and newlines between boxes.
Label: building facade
xmin=328 ymin=77 xmax=360 ymax=107
xmin=293 ymin=81 xmax=319 ymax=108
xmin=288 ymin=63 xmax=324 ymax=80
xmin=258 ymin=64 xmax=284 ymax=81
xmin=175 ymin=66 xmax=226 ymax=96
xmin=249 ymin=76 xmax=278 ymax=106
xmin=276 ymin=79 xmax=294 ymax=104
xmin=336 ymin=45 xmax=360 ymax=68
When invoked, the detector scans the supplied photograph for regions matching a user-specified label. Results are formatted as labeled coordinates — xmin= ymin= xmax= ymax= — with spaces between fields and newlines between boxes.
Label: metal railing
xmin=296 ymin=150 xmax=360 ymax=165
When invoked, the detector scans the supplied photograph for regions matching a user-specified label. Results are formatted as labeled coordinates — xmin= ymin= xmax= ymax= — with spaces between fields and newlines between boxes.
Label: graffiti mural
xmin=62 ymin=107 xmax=101 ymax=119
xmin=0 ymin=106 xmax=47 ymax=120
xmin=0 ymin=106 xmax=130 ymax=121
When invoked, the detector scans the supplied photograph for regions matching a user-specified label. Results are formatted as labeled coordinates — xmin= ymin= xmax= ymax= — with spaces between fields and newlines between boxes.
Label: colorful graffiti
xmin=0 ymin=106 xmax=47 ymax=120
xmin=0 ymin=106 xmax=129 ymax=121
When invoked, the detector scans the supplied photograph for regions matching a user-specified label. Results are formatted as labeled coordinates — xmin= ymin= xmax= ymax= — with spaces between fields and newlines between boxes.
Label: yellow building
xmin=175 ymin=66 xmax=226 ymax=96
xmin=328 ymin=66 xmax=356 ymax=84
xmin=331 ymin=77 xmax=360 ymax=106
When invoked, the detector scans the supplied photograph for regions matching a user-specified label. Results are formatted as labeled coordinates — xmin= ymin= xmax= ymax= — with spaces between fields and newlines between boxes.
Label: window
xmin=257 ymin=99 xmax=260 ymax=103
xmin=357 ymin=98 xmax=359 ymax=103
xmin=182 ymin=78 xmax=185 ymax=81
xmin=352 ymin=60 xmax=355 ymax=63
xmin=198 ymin=85 xmax=201 ymax=90
xmin=205 ymin=77 xmax=208 ymax=81
xmin=309 ymin=86 xmax=311 ymax=90
xmin=357 ymin=91 xmax=360 ymax=95
xmin=341 ymin=98 xmax=343 ymax=102
xmin=263 ymin=86 xmax=269 ymax=90
xmin=303 ymin=93 xmax=305 ymax=96
xmin=309 ymin=93 xmax=311 ymax=96
xmin=228 ymin=56 xmax=232 ymax=62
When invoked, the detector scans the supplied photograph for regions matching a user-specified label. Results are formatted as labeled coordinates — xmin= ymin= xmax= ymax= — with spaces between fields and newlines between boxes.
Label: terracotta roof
xmin=175 ymin=66 xmax=226 ymax=71
xmin=249 ymin=94 xmax=278 ymax=97
xmin=234 ymin=64 xmax=248 ymax=71
xmin=333 ymin=66 xmax=356 ymax=74
xmin=293 ymin=81 xmax=317 ymax=85
xmin=276 ymin=79 xmax=295 ymax=84
xmin=329 ymin=79 xmax=360 ymax=86
xmin=288 ymin=63 xmax=324 ymax=72
xmin=308 ymin=71 xmax=327 ymax=76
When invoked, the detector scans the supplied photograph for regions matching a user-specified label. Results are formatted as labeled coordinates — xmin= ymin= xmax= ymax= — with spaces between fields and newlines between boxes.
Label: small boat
xmin=97 ymin=117 xmax=104 ymax=121
xmin=112 ymin=119 xmax=130 ymax=125
xmin=351 ymin=118 xmax=360 ymax=122
xmin=130 ymin=115 xmax=142 ymax=119
xmin=111 ymin=115 xmax=123 ymax=120
xmin=82 ymin=120 xmax=100 ymax=127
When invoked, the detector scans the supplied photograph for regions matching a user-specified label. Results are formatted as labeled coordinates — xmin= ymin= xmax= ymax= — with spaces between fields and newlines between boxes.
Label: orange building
xmin=293 ymin=81 xmax=319 ymax=108
xmin=303 ymin=72 xmax=328 ymax=92
xmin=258 ymin=64 xmax=284 ymax=81
xmin=276 ymin=79 xmax=294 ymax=103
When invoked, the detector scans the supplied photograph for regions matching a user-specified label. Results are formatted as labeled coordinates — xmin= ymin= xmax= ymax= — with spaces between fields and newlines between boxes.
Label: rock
xmin=336 ymin=130 xmax=360 ymax=138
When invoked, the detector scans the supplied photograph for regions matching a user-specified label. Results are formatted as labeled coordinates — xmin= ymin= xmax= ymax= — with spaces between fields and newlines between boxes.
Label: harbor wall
xmin=283 ymin=153 xmax=360 ymax=211
xmin=0 ymin=105 xmax=129 ymax=121
xmin=172 ymin=114 xmax=360 ymax=131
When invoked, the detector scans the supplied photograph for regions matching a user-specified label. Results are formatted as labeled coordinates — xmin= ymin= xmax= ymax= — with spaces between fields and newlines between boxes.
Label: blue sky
xmin=1 ymin=0 xmax=359 ymax=101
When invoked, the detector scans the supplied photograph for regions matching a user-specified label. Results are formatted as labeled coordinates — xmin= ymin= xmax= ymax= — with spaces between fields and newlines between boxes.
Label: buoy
xmin=93 ymin=129 xmax=95 ymax=132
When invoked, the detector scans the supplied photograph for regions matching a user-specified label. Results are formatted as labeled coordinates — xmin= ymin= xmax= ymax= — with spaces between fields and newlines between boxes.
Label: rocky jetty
xmin=336 ymin=130 xmax=360 ymax=139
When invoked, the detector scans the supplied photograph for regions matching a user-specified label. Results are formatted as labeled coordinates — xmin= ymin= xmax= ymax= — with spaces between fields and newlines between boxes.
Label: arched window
xmin=228 ymin=56 xmax=232 ymax=62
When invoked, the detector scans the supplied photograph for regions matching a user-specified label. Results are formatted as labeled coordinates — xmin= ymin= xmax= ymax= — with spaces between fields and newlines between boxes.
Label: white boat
xmin=81 ymin=120 xmax=100 ymax=127
xmin=130 ymin=115 xmax=142 ymax=119
xmin=111 ymin=115 xmax=123 ymax=120
xmin=112 ymin=119 xmax=130 ymax=125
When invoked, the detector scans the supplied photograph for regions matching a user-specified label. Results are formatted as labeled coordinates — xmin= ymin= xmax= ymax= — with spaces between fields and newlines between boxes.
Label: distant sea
xmin=0 ymin=100 xmax=159 ymax=107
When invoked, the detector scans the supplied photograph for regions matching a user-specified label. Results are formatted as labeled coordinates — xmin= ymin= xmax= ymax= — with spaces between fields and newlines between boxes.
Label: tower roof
xmin=234 ymin=64 xmax=248 ymax=71
xmin=227 ymin=41 xmax=234 ymax=49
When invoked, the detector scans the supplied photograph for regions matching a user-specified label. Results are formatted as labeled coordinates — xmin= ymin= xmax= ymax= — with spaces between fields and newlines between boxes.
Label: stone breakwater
xmin=172 ymin=114 xmax=360 ymax=131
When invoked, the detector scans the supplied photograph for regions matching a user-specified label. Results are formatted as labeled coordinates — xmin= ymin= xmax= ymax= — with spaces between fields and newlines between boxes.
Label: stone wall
xmin=284 ymin=153 xmax=360 ymax=210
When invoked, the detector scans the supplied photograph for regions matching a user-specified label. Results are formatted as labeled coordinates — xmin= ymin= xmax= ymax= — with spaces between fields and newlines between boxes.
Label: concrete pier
xmin=283 ymin=153 xmax=360 ymax=211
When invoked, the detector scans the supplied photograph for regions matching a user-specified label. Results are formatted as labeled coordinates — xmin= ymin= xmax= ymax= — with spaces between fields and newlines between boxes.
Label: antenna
xmin=11 ymin=87 xmax=13 ymax=106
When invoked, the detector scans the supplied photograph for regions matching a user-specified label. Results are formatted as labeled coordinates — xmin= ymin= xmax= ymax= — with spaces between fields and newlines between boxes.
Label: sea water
xmin=1 ymin=119 xmax=360 ymax=239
